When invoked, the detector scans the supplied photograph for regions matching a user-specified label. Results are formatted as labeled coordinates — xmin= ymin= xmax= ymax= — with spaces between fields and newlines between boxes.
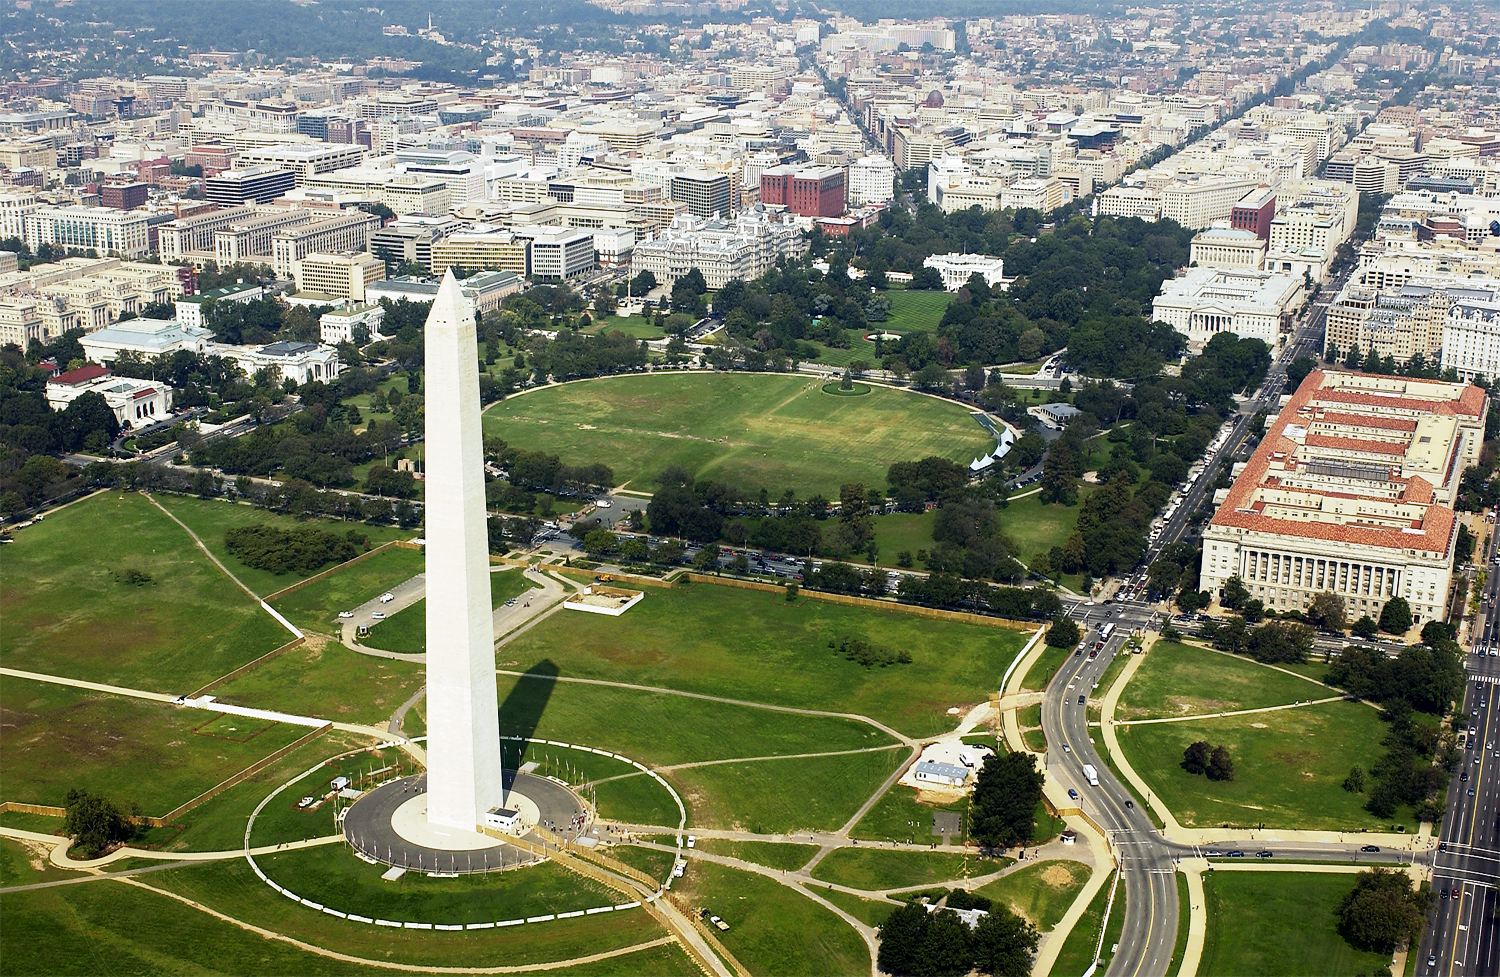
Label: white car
xmin=379 ymin=592 xmax=395 ymax=603
xmin=371 ymin=611 xmax=386 ymax=620
xmin=338 ymin=611 xmax=354 ymax=619
xmin=686 ymin=835 xmax=697 ymax=848
xmin=595 ymin=499 xmax=612 ymax=508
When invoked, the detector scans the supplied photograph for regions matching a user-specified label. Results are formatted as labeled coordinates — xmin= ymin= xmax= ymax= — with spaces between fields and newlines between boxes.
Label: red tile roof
xmin=1303 ymin=433 xmax=1407 ymax=456
xmin=47 ymin=364 xmax=110 ymax=386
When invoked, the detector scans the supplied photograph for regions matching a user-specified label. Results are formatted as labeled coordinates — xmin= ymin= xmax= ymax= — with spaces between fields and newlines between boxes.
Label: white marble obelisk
xmin=423 ymin=270 xmax=504 ymax=831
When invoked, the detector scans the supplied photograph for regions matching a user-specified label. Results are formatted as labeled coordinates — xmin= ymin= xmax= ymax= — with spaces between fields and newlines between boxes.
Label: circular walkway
xmin=342 ymin=772 xmax=585 ymax=873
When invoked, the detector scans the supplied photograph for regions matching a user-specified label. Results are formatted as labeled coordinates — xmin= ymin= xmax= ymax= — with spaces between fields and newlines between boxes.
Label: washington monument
xmin=423 ymin=270 xmax=505 ymax=831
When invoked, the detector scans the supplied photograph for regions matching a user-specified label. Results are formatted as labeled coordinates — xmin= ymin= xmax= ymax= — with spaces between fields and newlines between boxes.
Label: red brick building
xmin=1231 ymin=187 xmax=1276 ymax=241
xmin=760 ymin=165 xmax=846 ymax=218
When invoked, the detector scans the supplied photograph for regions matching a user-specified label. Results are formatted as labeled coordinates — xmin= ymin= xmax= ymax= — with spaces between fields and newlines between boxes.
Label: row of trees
xmin=877 ymin=897 xmax=1039 ymax=977
xmin=222 ymin=523 xmax=369 ymax=576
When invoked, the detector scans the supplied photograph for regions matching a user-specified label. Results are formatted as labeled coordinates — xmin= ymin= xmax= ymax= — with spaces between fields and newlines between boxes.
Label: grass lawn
xmin=873 ymin=511 xmax=935 ymax=567
xmin=0 ymin=838 xmax=73 ymax=888
xmin=589 ymin=314 xmax=666 ymax=340
xmin=361 ymin=568 xmax=541 ymax=654
xmin=973 ymin=859 xmax=1090 ymax=932
xmin=698 ymin=840 xmax=819 ymax=872
xmin=2 ymin=677 xmax=309 ymax=815
xmin=0 ymin=492 xmax=290 ymax=693
xmin=1119 ymin=642 xmax=1331 ymax=721
xmin=509 ymin=742 xmax=682 ymax=826
xmin=270 ymin=545 xmax=425 ymax=632
xmin=1022 ymin=644 xmax=1073 ymax=693
xmin=608 ymin=843 xmax=677 ymax=884
xmin=255 ymin=843 xmax=620 ymax=924
xmin=483 ymin=372 xmax=992 ymax=497
xmin=1052 ymin=872 xmax=1120 ymax=977
xmin=669 ymin=748 xmax=904 ymax=833
xmin=851 ymin=784 xmax=967 ymax=843
xmin=1116 ymin=700 xmax=1404 ymax=830
xmin=805 ymin=333 xmax=881 ymax=369
xmin=151 ymin=495 xmax=413 ymax=597
xmin=0 ymin=878 xmax=390 ymax=976
xmin=501 ymin=579 xmax=1028 ymax=738
xmin=882 ymin=290 xmax=952 ymax=335
xmin=1169 ymin=872 xmax=1191 ymax=976
xmin=674 ymin=861 xmax=869 ymax=977
xmin=134 ymin=730 xmax=366 ymax=853
xmin=1199 ymin=871 xmax=1393 ymax=976
xmin=209 ymin=638 xmax=423 ymax=727
xmin=148 ymin=860 xmax=665 ymax=969
xmin=246 ymin=746 xmax=412 ymax=848
xmin=809 ymin=848 xmax=991 ymax=891
xmin=492 ymin=672 xmax=894 ymax=769
xmin=817 ymin=886 xmax=899 ymax=927
xmin=1002 ymin=488 xmax=1093 ymax=564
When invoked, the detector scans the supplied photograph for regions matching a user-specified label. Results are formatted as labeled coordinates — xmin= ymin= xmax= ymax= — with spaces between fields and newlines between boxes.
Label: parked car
xmin=380 ymin=592 xmax=395 ymax=603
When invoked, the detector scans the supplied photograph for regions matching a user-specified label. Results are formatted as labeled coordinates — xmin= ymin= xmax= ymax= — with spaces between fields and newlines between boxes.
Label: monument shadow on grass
xmin=497 ymin=658 xmax=559 ymax=790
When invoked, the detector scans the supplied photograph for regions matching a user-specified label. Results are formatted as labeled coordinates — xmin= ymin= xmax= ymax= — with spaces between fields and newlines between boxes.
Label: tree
xmin=1241 ymin=598 xmax=1265 ymax=624
xmin=971 ymin=753 xmax=1045 ymax=849
xmin=64 ymin=788 xmax=134 ymax=857
xmin=1206 ymin=745 xmax=1235 ymax=781
xmin=1338 ymin=868 xmax=1428 ymax=953
xmin=1040 ymin=441 xmax=1078 ymax=505
xmin=1220 ymin=575 xmax=1249 ymax=610
xmin=1352 ymin=615 xmax=1379 ymax=640
xmin=690 ymin=544 xmax=720 ymax=571
xmin=970 ymin=906 xmax=1040 ymax=977
xmin=1344 ymin=765 xmax=1367 ymax=793
xmin=1307 ymin=591 xmax=1347 ymax=633
xmin=1182 ymin=740 xmax=1210 ymax=775
xmin=1045 ymin=616 xmax=1081 ymax=648
xmin=1246 ymin=620 xmax=1314 ymax=664
xmin=1378 ymin=597 xmax=1413 ymax=635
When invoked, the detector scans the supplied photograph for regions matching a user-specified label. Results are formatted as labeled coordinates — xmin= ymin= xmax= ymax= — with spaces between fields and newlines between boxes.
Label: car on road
xmin=1078 ymin=694 xmax=1086 ymax=704
xmin=1062 ymin=744 xmax=1071 ymax=753
xmin=1360 ymin=845 xmax=1380 ymax=852
xmin=1125 ymin=800 xmax=1134 ymax=808
xmin=1453 ymin=888 xmax=1462 ymax=899
xmin=372 ymin=611 xmax=385 ymax=619
xmin=1067 ymin=788 xmax=1079 ymax=800
xmin=338 ymin=611 xmax=353 ymax=619
xmin=1462 ymin=771 xmax=1469 ymax=782
xmin=380 ymin=592 xmax=395 ymax=603
xmin=1205 ymin=850 xmax=1224 ymax=857
xmin=1429 ymin=955 xmax=1437 ymax=967
xmin=505 ymin=599 xmax=517 ymax=607
xmin=1469 ymin=788 xmax=1476 ymax=796
xmin=1256 ymin=850 xmax=1273 ymax=858
xmin=1228 ymin=850 xmax=1245 ymax=858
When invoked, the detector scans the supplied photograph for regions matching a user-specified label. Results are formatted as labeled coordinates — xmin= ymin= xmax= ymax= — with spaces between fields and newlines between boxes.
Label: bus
xmin=1098 ymin=623 xmax=1116 ymax=643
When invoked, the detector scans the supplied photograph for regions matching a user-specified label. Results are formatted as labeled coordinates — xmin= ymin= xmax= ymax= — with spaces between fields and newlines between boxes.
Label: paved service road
xmin=1418 ymin=546 xmax=1500 ymax=977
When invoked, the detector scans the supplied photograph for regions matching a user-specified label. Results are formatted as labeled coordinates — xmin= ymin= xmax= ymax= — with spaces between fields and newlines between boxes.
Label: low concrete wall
xmin=151 ymin=722 xmax=333 ymax=826
xmin=187 ymin=636 xmax=306 ymax=699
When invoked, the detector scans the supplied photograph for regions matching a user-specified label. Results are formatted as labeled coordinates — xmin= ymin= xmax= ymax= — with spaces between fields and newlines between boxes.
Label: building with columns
xmin=1199 ymin=369 xmax=1487 ymax=628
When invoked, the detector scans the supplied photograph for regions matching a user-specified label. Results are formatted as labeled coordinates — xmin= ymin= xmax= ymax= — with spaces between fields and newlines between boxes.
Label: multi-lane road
xmin=1420 ymin=540 xmax=1500 ymax=977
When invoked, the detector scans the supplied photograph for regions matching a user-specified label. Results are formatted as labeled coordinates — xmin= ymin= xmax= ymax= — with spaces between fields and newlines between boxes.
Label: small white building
xmin=45 ymin=364 xmax=172 ymax=428
xmin=174 ymin=280 xmax=266 ymax=329
xmin=207 ymin=339 xmax=341 ymax=385
xmin=923 ymin=253 xmax=1005 ymax=291
xmin=483 ymin=806 xmax=522 ymax=832
xmin=914 ymin=760 xmax=973 ymax=787
xmin=319 ymin=303 xmax=386 ymax=346
xmin=80 ymin=317 xmax=213 ymax=365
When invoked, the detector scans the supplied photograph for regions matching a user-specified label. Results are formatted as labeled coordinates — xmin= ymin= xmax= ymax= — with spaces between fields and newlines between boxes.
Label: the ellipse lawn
xmin=483 ymin=372 xmax=995 ymax=497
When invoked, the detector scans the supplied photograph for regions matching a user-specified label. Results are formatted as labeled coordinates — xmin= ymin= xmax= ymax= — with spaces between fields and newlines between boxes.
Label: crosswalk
xmin=1471 ymin=674 xmax=1500 ymax=686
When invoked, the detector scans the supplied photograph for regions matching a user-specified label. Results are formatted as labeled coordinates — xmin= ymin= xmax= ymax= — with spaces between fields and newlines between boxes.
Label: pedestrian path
xmin=1114 ymin=695 xmax=1345 ymax=726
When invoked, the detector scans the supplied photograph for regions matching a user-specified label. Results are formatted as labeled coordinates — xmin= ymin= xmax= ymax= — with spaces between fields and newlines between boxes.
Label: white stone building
xmin=45 ymin=364 xmax=172 ymax=428
xmin=1152 ymin=267 xmax=1304 ymax=348
xmin=923 ymin=253 xmax=1006 ymax=292
xmin=320 ymin=303 xmax=386 ymax=345
xmin=1189 ymin=227 xmax=1267 ymax=270
xmin=631 ymin=209 xmax=804 ymax=290
xmin=847 ymin=155 xmax=895 ymax=206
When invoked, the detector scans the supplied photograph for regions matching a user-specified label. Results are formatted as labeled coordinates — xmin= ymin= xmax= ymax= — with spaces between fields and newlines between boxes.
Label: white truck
xmin=1081 ymin=764 xmax=1099 ymax=787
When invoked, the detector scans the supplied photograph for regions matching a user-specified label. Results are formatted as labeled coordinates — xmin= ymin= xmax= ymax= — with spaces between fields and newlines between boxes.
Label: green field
xmin=150 ymin=859 xmax=667 ymax=969
xmin=483 ymin=372 xmax=993 ymax=497
xmin=698 ymin=840 xmax=819 ymax=872
xmin=1002 ymin=488 xmax=1093 ymax=566
xmin=361 ymin=568 xmax=542 ymax=653
xmin=1118 ymin=642 xmax=1330 ymax=722
xmin=851 ymin=783 xmax=967 ymax=842
xmin=1050 ymin=871 xmax=1115 ymax=977
xmin=0 ymin=837 xmax=71 ymax=889
xmin=882 ymin=290 xmax=953 ymax=334
xmin=152 ymin=494 xmax=413 ymax=598
xmin=1022 ymin=644 xmax=1072 ymax=693
xmin=675 ymin=861 xmax=869 ymax=977
xmin=608 ymin=843 xmax=677 ymax=884
xmin=270 ymin=546 xmax=425 ymax=631
xmin=974 ymin=859 xmax=1091 ymax=932
xmin=809 ymin=848 xmax=989 ymax=891
xmin=500 ymin=580 xmax=1027 ymax=738
xmin=0 ymin=493 xmax=290 ymax=692
xmin=1199 ymin=871 xmax=1394 ymax=976
xmin=872 ymin=511 xmax=936 ymax=567
xmin=2 ymin=676 xmax=308 ymax=815
xmin=589 ymin=313 xmax=666 ymax=340
xmin=255 ymin=843 xmax=620 ymax=925
xmin=1116 ymin=699 xmax=1402 ymax=830
xmin=493 ymin=671 xmax=894 ymax=770
xmin=817 ymin=886 xmax=899 ymax=926
xmin=210 ymin=639 xmax=423 ymax=728
xmin=669 ymin=748 xmax=905 ymax=833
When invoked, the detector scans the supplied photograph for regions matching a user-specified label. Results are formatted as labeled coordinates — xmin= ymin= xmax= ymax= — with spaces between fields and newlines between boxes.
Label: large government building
xmin=1199 ymin=369 xmax=1487 ymax=627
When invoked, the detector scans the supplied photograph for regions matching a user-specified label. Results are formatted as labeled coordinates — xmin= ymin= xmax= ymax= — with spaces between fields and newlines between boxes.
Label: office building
xmin=1443 ymin=296 xmax=1500 ymax=382
xmin=320 ymin=303 xmax=386 ymax=345
xmin=848 ymin=155 xmax=896 ymax=207
xmin=1152 ymin=267 xmax=1304 ymax=348
xmin=760 ymin=165 xmax=846 ymax=218
xmin=670 ymin=171 xmax=733 ymax=219
xmin=156 ymin=205 xmax=256 ymax=262
xmin=23 ymin=206 xmax=152 ymax=259
xmin=237 ymin=143 xmax=366 ymax=185
xmin=1199 ymin=369 xmax=1486 ymax=627
xmin=1232 ymin=188 xmax=1277 ymax=241
xmin=174 ymin=280 xmax=266 ymax=330
xmin=429 ymin=229 xmax=530 ymax=278
xmin=207 ymin=166 xmax=296 ymax=206
xmin=271 ymin=211 xmax=380 ymax=279
xmin=79 ymin=317 xmax=213 ymax=364
xmin=99 ymin=182 xmax=148 ymax=211
xmin=1189 ymin=227 xmax=1267 ymax=270
xmin=631 ymin=209 xmax=804 ymax=290
xmin=292 ymin=252 xmax=385 ymax=302
xmin=516 ymin=226 xmax=595 ymax=280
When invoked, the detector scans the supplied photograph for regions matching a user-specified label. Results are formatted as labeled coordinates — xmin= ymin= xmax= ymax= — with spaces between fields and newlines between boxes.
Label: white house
xmin=923 ymin=253 xmax=1005 ymax=291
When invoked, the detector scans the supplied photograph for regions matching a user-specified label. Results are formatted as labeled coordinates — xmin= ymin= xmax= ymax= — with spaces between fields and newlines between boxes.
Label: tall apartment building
xmin=24 ymin=206 xmax=151 ymax=259
xmin=292 ymin=251 xmax=384 ymax=302
xmin=847 ymin=155 xmax=895 ymax=206
xmin=759 ymin=165 xmax=846 ymax=218
xmin=670 ymin=172 xmax=733 ymax=219
xmin=207 ymin=166 xmax=296 ymax=206
xmin=1199 ymin=369 xmax=1486 ymax=627
xmin=270 ymin=211 xmax=380 ymax=279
